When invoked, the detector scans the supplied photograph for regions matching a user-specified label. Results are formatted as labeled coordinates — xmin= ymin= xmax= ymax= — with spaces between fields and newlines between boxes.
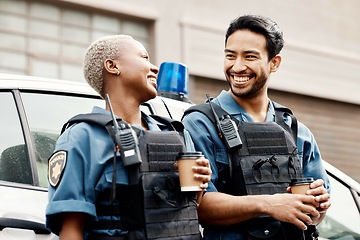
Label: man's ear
xmin=104 ymin=59 xmax=120 ymax=76
xmin=270 ymin=55 xmax=281 ymax=73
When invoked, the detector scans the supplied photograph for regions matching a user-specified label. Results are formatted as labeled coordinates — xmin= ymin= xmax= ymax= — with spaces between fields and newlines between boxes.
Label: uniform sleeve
xmin=183 ymin=129 xmax=196 ymax=151
xmin=297 ymin=121 xmax=331 ymax=192
xmin=45 ymin=125 xmax=97 ymax=235
xmin=182 ymin=111 xmax=228 ymax=192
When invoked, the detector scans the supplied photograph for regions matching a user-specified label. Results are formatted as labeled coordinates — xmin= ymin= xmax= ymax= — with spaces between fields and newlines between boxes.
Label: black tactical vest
xmin=183 ymin=101 xmax=318 ymax=240
xmin=61 ymin=114 xmax=201 ymax=240
xmin=228 ymin=119 xmax=303 ymax=196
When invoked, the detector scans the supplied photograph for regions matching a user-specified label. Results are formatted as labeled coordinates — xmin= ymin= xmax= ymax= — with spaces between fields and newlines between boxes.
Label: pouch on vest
xmin=246 ymin=218 xmax=282 ymax=240
xmin=128 ymin=130 xmax=201 ymax=240
xmin=225 ymin=108 xmax=306 ymax=240
xmin=230 ymin=120 xmax=303 ymax=196
xmin=245 ymin=217 xmax=304 ymax=240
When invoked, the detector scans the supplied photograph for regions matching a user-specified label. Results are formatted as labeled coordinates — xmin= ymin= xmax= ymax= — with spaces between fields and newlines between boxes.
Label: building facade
xmin=1 ymin=0 xmax=360 ymax=181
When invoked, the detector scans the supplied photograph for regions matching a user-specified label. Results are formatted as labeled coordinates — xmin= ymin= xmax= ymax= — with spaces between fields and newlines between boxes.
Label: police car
xmin=0 ymin=73 xmax=359 ymax=239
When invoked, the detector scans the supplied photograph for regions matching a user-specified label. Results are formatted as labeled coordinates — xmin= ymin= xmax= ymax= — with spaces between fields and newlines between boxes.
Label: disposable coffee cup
xmin=290 ymin=177 xmax=314 ymax=194
xmin=176 ymin=152 xmax=203 ymax=192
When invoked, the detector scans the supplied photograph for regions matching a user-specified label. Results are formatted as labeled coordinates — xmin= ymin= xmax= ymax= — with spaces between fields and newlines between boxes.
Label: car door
xmin=0 ymin=90 xmax=55 ymax=239
xmin=0 ymin=88 xmax=103 ymax=239
xmin=317 ymin=166 xmax=360 ymax=239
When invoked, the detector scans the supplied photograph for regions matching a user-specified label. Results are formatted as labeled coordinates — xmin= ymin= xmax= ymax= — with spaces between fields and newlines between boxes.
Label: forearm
xmin=197 ymin=192 xmax=267 ymax=225
xmin=198 ymin=191 xmax=319 ymax=230
xmin=59 ymin=212 xmax=85 ymax=240
xmin=60 ymin=231 xmax=83 ymax=240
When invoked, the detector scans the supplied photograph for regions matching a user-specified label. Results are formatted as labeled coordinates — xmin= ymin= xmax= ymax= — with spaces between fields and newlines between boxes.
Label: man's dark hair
xmin=225 ymin=15 xmax=284 ymax=61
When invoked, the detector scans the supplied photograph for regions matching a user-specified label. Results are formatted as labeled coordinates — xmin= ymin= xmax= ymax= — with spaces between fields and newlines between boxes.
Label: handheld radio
xmin=206 ymin=94 xmax=242 ymax=150
xmin=105 ymin=94 xmax=142 ymax=166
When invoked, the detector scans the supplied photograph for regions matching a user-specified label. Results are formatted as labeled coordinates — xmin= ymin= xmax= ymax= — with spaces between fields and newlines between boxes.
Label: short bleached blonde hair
xmin=83 ymin=34 xmax=134 ymax=97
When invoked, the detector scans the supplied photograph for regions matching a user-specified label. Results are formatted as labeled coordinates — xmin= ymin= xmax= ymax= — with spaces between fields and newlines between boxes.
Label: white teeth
xmin=234 ymin=76 xmax=249 ymax=82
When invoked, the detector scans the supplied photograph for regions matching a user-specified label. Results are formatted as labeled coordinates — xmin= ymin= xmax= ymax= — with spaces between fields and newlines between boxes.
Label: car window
xmin=21 ymin=92 xmax=103 ymax=187
xmin=0 ymin=92 xmax=32 ymax=185
xmin=317 ymin=174 xmax=360 ymax=239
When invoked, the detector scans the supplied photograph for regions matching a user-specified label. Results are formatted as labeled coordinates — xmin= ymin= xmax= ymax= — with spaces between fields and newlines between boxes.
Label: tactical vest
xmin=61 ymin=113 xmax=201 ymax=240
xmin=183 ymin=101 xmax=318 ymax=240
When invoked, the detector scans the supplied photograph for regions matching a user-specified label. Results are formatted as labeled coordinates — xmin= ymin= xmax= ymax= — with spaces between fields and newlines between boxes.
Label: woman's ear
xmin=104 ymin=59 xmax=120 ymax=76
xmin=270 ymin=55 xmax=281 ymax=73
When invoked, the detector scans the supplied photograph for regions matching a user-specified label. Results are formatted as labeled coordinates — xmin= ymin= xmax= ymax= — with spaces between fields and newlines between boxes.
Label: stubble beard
xmin=228 ymin=74 xmax=268 ymax=99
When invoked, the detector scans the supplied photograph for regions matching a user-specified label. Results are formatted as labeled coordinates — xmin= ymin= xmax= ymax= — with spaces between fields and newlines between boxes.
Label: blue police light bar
xmin=157 ymin=62 xmax=190 ymax=102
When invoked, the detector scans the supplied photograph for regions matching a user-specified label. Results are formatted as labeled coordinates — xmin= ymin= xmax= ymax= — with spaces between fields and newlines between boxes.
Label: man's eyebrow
xmin=224 ymin=49 xmax=261 ymax=55
xmin=244 ymin=50 xmax=261 ymax=55
xmin=224 ymin=49 xmax=235 ymax=53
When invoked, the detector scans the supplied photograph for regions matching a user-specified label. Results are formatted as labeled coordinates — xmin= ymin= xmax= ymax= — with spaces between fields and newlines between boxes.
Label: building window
xmin=0 ymin=0 xmax=151 ymax=82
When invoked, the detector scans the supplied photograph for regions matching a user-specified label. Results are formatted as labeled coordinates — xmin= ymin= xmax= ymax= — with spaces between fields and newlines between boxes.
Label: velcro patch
xmin=48 ymin=151 xmax=67 ymax=187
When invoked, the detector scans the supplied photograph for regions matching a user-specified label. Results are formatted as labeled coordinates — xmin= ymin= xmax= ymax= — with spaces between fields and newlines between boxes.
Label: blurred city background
xmin=1 ymin=0 xmax=360 ymax=182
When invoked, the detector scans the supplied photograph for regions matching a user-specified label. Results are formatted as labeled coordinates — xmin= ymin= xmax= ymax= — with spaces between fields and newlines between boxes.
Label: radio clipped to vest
xmin=206 ymin=94 xmax=242 ymax=150
xmin=105 ymin=94 xmax=142 ymax=167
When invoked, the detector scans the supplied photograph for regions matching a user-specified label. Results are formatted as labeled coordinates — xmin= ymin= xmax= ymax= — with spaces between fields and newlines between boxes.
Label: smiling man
xmin=182 ymin=15 xmax=331 ymax=240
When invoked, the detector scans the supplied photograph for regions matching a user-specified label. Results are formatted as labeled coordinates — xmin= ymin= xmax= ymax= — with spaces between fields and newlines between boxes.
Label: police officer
xmin=182 ymin=15 xmax=331 ymax=240
xmin=46 ymin=35 xmax=211 ymax=239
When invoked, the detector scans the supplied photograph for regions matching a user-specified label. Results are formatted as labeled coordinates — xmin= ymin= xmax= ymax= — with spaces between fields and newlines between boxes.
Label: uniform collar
xmin=92 ymin=106 xmax=111 ymax=115
xmin=213 ymin=90 xmax=275 ymax=122
xmin=91 ymin=106 xmax=162 ymax=131
xmin=141 ymin=113 xmax=163 ymax=131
